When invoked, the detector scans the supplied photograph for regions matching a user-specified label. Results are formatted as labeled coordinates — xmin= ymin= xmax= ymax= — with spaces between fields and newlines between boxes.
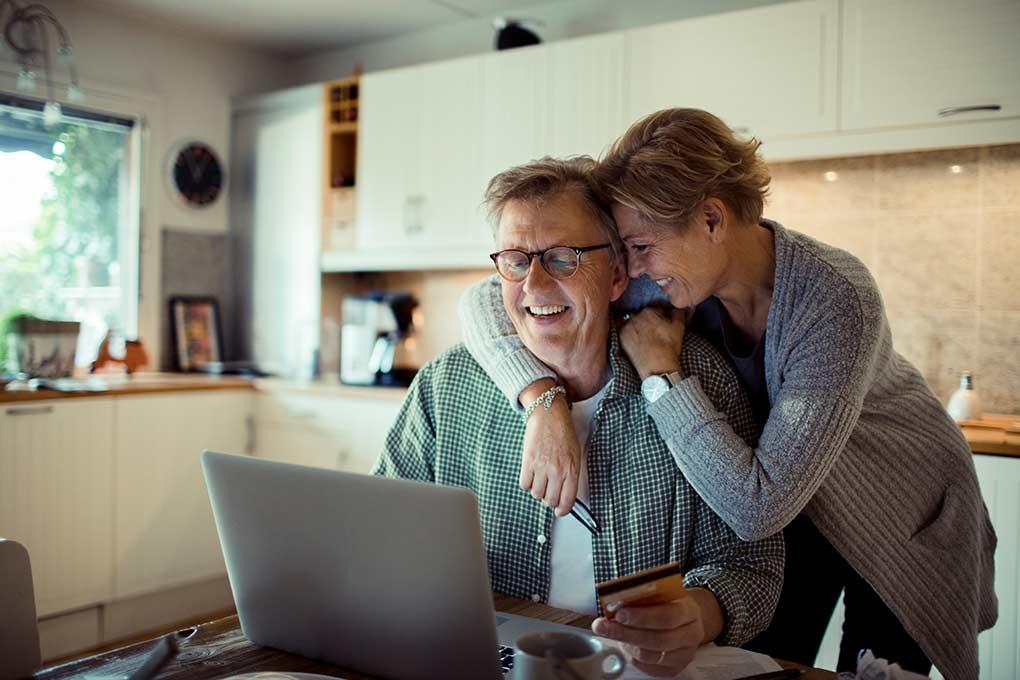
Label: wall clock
xmin=167 ymin=141 xmax=225 ymax=208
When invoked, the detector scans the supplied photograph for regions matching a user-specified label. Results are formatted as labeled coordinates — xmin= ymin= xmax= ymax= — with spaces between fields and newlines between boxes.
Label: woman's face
xmin=612 ymin=203 xmax=726 ymax=310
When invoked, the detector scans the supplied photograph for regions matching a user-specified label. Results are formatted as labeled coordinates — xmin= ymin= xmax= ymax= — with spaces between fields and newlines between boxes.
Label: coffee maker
xmin=340 ymin=292 xmax=419 ymax=387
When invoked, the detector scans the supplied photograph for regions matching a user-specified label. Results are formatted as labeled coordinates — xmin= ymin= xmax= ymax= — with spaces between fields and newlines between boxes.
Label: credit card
xmin=596 ymin=561 xmax=686 ymax=614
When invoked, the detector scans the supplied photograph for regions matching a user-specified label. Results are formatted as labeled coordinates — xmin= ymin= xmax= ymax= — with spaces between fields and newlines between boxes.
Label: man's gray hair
xmin=484 ymin=156 xmax=623 ymax=261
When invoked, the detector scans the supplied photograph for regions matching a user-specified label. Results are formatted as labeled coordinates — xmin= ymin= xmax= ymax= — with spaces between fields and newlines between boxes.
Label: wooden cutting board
xmin=960 ymin=414 xmax=1020 ymax=457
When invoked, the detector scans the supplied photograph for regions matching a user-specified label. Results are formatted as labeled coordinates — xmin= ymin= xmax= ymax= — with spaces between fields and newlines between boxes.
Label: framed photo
xmin=169 ymin=296 xmax=223 ymax=371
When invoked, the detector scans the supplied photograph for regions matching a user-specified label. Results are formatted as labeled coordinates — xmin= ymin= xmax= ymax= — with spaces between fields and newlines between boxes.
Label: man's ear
xmin=608 ymin=252 xmax=629 ymax=303
xmin=701 ymin=198 xmax=729 ymax=244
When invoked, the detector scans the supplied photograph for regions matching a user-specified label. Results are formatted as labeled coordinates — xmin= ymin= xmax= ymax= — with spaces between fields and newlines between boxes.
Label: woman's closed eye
xmin=628 ymin=243 xmax=649 ymax=254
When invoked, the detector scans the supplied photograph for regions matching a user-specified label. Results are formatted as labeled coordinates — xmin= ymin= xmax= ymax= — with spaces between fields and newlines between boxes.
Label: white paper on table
xmin=598 ymin=640 xmax=782 ymax=680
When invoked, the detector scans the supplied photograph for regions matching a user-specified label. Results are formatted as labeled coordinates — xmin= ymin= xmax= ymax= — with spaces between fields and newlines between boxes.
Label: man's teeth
xmin=529 ymin=305 xmax=567 ymax=316
xmin=655 ymin=278 xmax=671 ymax=286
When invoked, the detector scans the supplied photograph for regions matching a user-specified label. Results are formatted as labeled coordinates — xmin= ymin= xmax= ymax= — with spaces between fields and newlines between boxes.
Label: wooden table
xmin=35 ymin=594 xmax=835 ymax=679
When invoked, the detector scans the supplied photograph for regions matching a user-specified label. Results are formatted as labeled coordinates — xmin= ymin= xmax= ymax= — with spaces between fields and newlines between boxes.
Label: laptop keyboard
xmin=499 ymin=645 xmax=515 ymax=674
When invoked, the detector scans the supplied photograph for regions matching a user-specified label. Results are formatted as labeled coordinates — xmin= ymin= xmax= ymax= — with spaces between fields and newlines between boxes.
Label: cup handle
xmin=596 ymin=647 xmax=627 ymax=679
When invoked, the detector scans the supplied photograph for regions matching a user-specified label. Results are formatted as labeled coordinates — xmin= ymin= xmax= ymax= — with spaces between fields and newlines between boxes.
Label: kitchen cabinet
xmin=355 ymin=66 xmax=424 ymax=252
xmin=479 ymin=45 xmax=549 ymax=187
xmin=973 ymin=454 xmax=1020 ymax=679
xmin=0 ymin=399 xmax=114 ymax=617
xmin=353 ymin=56 xmax=490 ymax=265
xmin=545 ymin=33 xmax=626 ymax=159
xmin=842 ymin=0 xmax=1020 ymax=131
xmin=626 ymin=0 xmax=839 ymax=140
xmin=255 ymin=387 xmax=403 ymax=474
xmin=232 ymin=85 xmax=323 ymax=376
xmin=113 ymin=390 xmax=253 ymax=599
xmin=418 ymin=56 xmax=487 ymax=251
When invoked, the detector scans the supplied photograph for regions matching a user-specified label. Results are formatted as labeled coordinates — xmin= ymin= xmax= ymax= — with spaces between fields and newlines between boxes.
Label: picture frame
xmin=169 ymin=295 xmax=223 ymax=371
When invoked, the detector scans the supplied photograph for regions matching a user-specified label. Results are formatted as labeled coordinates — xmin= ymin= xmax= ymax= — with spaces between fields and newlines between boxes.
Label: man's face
xmin=497 ymin=192 xmax=627 ymax=370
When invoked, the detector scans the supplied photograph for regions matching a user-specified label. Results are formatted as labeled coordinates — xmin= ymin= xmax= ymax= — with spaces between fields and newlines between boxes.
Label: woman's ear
xmin=701 ymin=198 xmax=729 ymax=244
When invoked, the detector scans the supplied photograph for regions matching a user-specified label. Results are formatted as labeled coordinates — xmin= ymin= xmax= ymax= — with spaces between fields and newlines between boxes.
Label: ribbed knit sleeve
xmin=457 ymin=275 xmax=556 ymax=408
xmin=649 ymin=239 xmax=882 ymax=542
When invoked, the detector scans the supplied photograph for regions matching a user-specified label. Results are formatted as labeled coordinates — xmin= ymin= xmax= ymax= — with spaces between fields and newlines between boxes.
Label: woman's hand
xmin=592 ymin=589 xmax=722 ymax=677
xmin=519 ymin=380 xmax=581 ymax=517
xmin=619 ymin=307 xmax=687 ymax=380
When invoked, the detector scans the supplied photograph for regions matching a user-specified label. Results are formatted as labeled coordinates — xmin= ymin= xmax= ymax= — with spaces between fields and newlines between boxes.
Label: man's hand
xmin=619 ymin=307 xmax=687 ymax=380
xmin=591 ymin=589 xmax=723 ymax=677
xmin=519 ymin=380 xmax=581 ymax=516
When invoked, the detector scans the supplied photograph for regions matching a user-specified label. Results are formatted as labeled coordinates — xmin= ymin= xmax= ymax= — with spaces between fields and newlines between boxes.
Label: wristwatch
xmin=640 ymin=371 xmax=683 ymax=403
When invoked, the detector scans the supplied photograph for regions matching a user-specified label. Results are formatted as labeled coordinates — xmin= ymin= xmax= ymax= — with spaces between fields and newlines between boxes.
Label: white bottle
xmin=946 ymin=372 xmax=982 ymax=421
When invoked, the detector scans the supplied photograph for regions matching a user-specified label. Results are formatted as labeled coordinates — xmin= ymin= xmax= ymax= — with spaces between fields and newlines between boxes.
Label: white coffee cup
xmin=513 ymin=631 xmax=626 ymax=680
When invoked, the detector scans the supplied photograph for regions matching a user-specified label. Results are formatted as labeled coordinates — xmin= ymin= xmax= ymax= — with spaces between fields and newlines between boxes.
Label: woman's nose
xmin=627 ymin=254 xmax=644 ymax=279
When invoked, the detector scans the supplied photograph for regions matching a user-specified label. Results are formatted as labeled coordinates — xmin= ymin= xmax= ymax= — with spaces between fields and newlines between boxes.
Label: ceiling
xmin=90 ymin=0 xmax=573 ymax=58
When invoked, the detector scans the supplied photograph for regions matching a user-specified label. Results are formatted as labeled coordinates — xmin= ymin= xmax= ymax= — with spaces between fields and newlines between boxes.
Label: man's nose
xmin=522 ymin=257 xmax=554 ymax=294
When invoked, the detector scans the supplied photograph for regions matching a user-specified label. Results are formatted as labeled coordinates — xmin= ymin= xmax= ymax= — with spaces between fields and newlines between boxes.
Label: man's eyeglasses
xmin=489 ymin=244 xmax=612 ymax=282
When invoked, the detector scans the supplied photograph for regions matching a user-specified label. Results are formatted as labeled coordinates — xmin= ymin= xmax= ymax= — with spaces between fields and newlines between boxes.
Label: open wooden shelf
xmin=322 ymin=75 xmax=359 ymax=252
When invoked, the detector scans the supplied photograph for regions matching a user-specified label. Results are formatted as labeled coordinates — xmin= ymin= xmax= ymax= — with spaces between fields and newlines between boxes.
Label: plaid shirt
xmin=373 ymin=331 xmax=783 ymax=645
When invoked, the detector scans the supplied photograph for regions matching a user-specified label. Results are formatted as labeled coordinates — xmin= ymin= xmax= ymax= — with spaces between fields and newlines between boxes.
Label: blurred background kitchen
xmin=1 ymin=0 xmax=1018 ymax=676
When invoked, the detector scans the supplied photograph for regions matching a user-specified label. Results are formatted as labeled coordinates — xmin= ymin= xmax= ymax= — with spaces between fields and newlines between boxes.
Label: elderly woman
xmin=458 ymin=109 xmax=996 ymax=679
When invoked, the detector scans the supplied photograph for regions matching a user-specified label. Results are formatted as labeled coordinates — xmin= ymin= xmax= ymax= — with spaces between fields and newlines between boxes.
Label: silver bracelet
xmin=523 ymin=385 xmax=567 ymax=422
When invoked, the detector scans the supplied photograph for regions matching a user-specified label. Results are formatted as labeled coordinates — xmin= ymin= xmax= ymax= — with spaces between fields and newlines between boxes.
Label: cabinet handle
xmin=5 ymin=405 xmax=54 ymax=416
xmin=404 ymin=195 xmax=424 ymax=236
xmin=938 ymin=105 xmax=1002 ymax=118
xmin=245 ymin=415 xmax=256 ymax=455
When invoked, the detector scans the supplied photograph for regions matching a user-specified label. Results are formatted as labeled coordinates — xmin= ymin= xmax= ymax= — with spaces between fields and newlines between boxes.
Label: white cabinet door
xmin=234 ymin=87 xmax=323 ymax=376
xmin=480 ymin=46 xmax=549 ymax=186
xmin=113 ymin=391 xmax=253 ymax=599
xmin=0 ymin=399 xmax=114 ymax=617
xmin=842 ymin=0 xmax=1020 ymax=131
xmin=256 ymin=391 xmax=349 ymax=470
xmin=356 ymin=67 xmax=424 ymax=250
xmin=627 ymin=0 xmax=839 ymax=139
xmin=974 ymin=454 xmax=1020 ymax=679
xmin=418 ymin=56 xmax=489 ymax=253
xmin=256 ymin=390 xmax=403 ymax=474
xmin=546 ymin=33 xmax=626 ymax=159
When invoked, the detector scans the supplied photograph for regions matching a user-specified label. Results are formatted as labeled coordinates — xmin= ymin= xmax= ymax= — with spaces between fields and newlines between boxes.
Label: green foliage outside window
xmin=0 ymin=111 xmax=129 ymax=369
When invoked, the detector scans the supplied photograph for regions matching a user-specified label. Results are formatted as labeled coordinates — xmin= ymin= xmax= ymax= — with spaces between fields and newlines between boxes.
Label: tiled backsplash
xmin=768 ymin=144 xmax=1020 ymax=414
xmin=322 ymin=143 xmax=1020 ymax=414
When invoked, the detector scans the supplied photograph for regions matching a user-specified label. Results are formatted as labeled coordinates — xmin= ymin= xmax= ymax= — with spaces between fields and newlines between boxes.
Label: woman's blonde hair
xmin=596 ymin=108 xmax=771 ymax=229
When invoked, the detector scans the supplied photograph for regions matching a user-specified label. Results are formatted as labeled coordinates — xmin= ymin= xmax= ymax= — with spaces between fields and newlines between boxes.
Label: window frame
xmin=0 ymin=63 xmax=161 ymax=363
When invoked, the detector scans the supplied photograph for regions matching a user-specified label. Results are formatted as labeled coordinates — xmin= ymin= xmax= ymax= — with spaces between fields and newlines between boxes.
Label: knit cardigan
xmin=458 ymin=221 xmax=997 ymax=679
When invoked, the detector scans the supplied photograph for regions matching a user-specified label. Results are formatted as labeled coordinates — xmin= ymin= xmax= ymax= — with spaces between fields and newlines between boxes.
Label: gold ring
xmin=657 ymin=649 xmax=667 ymax=665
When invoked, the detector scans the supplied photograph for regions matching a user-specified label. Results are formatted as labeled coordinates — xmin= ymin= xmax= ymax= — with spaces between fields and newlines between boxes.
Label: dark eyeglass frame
xmin=489 ymin=243 xmax=612 ymax=281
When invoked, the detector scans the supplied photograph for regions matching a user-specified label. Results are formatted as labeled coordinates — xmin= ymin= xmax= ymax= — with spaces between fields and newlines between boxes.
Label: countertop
xmin=960 ymin=415 xmax=1020 ymax=458
xmin=0 ymin=372 xmax=409 ymax=404
xmin=0 ymin=372 xmax=255 ymax=404
xmin=4 ymin=375 xmax=1018 ymax=459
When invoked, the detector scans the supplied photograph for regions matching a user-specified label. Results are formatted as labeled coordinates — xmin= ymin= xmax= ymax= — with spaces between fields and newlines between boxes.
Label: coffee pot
xmin=340 ymin=292 xmax=419 ymax=387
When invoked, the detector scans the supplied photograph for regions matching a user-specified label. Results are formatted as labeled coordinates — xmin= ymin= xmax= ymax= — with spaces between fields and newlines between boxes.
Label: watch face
xmin=641 ymin=375 xmax=671 ymax=403
xmin=171 ymin=142 xmax=224 ymax=207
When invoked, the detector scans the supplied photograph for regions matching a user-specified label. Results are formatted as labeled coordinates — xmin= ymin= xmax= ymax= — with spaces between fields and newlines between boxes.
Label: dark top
xmin=689 ymin=296 xmax=769 ymax=431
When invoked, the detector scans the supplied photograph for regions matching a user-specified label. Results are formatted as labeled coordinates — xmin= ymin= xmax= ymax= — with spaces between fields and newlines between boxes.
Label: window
xmin=0 ymin=94 xmax=140 ymax=368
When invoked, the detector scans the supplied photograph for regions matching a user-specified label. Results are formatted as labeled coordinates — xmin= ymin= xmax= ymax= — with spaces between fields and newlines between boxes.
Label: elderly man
xmin=373 ymin=157 xmax=782 ymax=676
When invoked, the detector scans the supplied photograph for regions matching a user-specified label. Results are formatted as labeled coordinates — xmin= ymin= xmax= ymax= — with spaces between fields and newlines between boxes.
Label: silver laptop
xmin=201 ymin=451 xmax=574 ymax=680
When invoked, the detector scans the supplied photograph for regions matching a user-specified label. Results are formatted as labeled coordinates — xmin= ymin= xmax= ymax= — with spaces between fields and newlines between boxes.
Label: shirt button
xmin=531 ymin=594 xmax=541 ymax=602
xmin=537 ymin=534 xmax=547 ymax=544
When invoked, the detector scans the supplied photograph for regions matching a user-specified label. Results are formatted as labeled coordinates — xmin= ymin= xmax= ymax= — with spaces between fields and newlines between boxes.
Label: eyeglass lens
xmin=497 ymin=247 xmax=579 ymax=280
